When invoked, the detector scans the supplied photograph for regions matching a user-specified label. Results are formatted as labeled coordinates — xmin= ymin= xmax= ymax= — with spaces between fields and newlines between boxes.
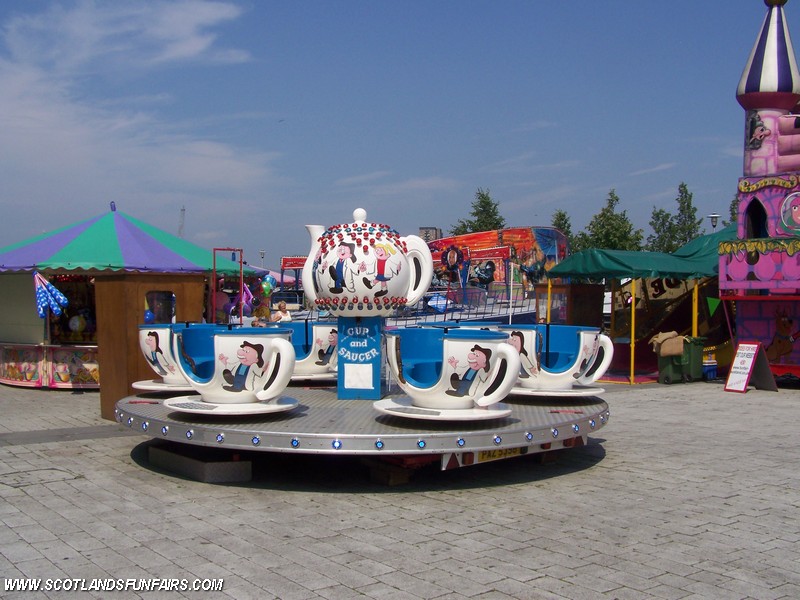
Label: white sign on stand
xmin=724 ymin=342 xmax=778 ymax=393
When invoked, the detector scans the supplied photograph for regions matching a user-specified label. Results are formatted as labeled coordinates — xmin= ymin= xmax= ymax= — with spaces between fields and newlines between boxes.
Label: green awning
xmin=548 ymin=224 xmax=737 ymax=280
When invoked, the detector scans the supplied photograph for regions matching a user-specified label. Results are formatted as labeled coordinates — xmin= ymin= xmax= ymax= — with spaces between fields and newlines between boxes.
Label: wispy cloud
xmin=2 ymin=0 xmax=249 ymax=73
xmin=0 ymin=1 xmax=278 ymax=248
xmin=334 ymin=171 xmax=392 ymax=186
xmin=514 ymin=120 xmax=558 ymax=132
xmin=481 ymin=152 xmax=579 ymax=175
xmin=628 ymin=163 xmax=676 ymax=177
xmin=368 ymin=177 xmax=460 ymax=196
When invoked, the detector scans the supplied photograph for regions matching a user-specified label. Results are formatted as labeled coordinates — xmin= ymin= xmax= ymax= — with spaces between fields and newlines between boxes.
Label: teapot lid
xmin=317 ymin=208 xmax=408 ymax=256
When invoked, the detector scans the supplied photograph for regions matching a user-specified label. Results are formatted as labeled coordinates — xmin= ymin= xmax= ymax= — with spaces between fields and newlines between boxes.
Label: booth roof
xmin=548 ymin=224 xmax=738 ymax=280
xmin=0 ymin=209 xmax=252 ymax=275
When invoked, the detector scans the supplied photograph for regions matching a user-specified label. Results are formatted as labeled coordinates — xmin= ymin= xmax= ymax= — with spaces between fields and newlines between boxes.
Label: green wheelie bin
xmin=658 ymin=336 xmax=706 ymax=384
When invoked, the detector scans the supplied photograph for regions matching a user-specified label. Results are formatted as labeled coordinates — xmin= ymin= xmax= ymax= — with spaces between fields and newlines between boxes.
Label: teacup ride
xmin=376 ymin=327 xmax=521 ymax=420
xmin=501 ymin=324 xmax=613 ymax=397
xmin=162 ymin=326 xmax=299 ymax=415
xmin=134 ymin=322 xmax=200 ymax=392
xmin=281 ymin=320 xmax=338 ymax=381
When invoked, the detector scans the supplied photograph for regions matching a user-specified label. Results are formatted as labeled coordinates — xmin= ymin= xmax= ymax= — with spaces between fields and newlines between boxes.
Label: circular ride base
xmin=116 ymin=385 xmax=610 ymax=475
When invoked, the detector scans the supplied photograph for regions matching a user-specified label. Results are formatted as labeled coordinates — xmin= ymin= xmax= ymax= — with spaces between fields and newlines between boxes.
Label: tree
xmin=646 ymin=207 xmax=675 ymax=252
xmin=450 ymin=188 xmax=506 ymax=235
xmin=551 ymin=209 xmax=576 ymax=252
xmin=551 ymin=209 xmax=572 ymax=239
xmin=672 ymin=182 xmax=702 ymax=245
xmin=725 ymin=193 xmax=739 ymax=227
xmin=644 ymin=182 xmax=702 ymax=252
xmin=571 ymin=189 xmax=643 ymax=252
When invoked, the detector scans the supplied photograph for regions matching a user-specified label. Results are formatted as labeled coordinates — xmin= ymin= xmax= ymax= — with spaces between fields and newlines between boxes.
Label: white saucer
xmin=509 ymin=386 xmax=604 ymax=397
xmin=162 ymin=395 xmax=299 ymax=415
xmin=290 ymin=372 xmax=337 ymax=382
xmin=373 ymin=397 xmax=512 ymax=421
xmin=132 ymin=379 xmax=195 ymax=392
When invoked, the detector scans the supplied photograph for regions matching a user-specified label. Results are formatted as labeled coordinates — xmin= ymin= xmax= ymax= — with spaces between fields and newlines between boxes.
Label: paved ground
xmin=1 ymin=380 xmax=798 ymax=599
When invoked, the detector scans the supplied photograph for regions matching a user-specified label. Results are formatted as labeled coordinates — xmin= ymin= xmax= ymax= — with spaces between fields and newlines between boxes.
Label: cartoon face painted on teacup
xmin=219 ymin=341 xmax=265 ymax=392
xmin=314 ymin=329 xmax=338 ymax=367
xmin=446 ymin=344 xmax=491 ymax=397
xmin=509 ymin=330 xmax=538 ymax=379
xmin=138 ymin=325 xmax=186 ymax=385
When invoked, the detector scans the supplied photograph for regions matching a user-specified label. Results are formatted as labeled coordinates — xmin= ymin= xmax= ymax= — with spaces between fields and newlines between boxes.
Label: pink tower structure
xmin=738 ymin=0 xmax=800 ymax=176
xmin=720 ymin=0 xmax=800 ymax=375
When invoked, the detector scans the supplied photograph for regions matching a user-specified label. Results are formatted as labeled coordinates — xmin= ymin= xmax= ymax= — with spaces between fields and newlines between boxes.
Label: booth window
xmin=145 ymin=291 xmax=176 ymax=324
xmin=49 ymin=275 xmax=96 ymax=344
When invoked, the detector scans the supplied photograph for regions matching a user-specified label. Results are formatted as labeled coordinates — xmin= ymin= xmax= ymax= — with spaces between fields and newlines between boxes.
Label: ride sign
xmin=336 ymin=316 xmax=384 ymax=399
xmin=724 ymin=342 xmax=777 ymax=393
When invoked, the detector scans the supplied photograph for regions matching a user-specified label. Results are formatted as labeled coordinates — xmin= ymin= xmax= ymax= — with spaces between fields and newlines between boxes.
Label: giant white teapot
xmin=302 ymin=208 xmax=433 ymax=317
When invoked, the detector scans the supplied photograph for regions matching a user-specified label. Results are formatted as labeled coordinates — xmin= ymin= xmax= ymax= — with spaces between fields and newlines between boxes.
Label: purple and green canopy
xmin=0 ymin=208 xmax=250 ymax=275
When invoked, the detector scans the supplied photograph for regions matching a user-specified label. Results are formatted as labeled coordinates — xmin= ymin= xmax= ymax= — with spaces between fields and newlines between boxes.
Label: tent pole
xmin=692 ymin=281 xmax=699 ymax=337
xmin=629 ymin=279 xmax=636 ymax=385
xmin=508 ymin=261 xmax=514 ymax=325
xmin=212 ymin=251 xmax=218 ymax=323
xmin=610 ymin=279 xmax=616 ymax=332
xmin=546 ymin=279 xmax=552 ymax=323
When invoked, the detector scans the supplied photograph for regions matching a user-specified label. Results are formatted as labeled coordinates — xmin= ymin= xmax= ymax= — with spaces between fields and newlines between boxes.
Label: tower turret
xmin=738 ymin=0 xmax=800 ymax=176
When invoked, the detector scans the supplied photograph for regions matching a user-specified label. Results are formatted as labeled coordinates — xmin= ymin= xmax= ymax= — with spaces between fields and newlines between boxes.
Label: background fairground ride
xmin=281 ymin=226 xmax=606 ymax=327
xmin=280 ymin=223 xmax=735 ymax=379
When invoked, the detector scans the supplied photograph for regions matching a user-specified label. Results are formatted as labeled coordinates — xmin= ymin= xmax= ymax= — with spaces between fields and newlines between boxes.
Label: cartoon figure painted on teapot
xmin=302 ymin=208 xmax=433 ymax=317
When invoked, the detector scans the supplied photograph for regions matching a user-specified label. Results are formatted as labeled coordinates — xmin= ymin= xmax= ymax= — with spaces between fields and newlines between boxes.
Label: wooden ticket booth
xmin=95 ymin=274 xmax=205 ymax=420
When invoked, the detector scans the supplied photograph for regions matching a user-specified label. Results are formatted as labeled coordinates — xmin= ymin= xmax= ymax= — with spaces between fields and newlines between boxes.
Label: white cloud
xmin=367 ymin=177 xmax=460 ymax=196
xmin=480 ymin=153 xmax=579 ymax=175
xmin=2 ymin=0 xmax=249 ymax=73
xmin=628 ymin=163 xmax=676 ymax=177
xmin=0 ymin=1 xmax=279 ymax=248
xmin=334 ymin=171 xmax=392 ymax=186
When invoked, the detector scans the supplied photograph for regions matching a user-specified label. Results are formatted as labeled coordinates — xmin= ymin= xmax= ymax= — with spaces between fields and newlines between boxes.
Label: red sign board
xmin=469 ymin=246 xmax=511 ymax=261
xmin=281 ymin=256 xmax=306 ymax=270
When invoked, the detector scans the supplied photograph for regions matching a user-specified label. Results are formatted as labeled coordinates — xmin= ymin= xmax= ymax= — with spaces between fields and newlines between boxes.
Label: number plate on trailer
xmin=441 ymin=446 xmax=530 ymax=470
xmin=477 ymin=447 xmax=525 ymax=462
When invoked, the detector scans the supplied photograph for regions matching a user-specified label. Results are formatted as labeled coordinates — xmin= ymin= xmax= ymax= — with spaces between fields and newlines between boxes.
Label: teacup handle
xmin=475 ymin=342 xmax=521 ymax=407
xmin=403 ymin=235 xmax=434 ymax=307
xmin=576 ymin=334 xmax=614 ymax=385
xmin=255 ymin=338 xmax=296 ymax=402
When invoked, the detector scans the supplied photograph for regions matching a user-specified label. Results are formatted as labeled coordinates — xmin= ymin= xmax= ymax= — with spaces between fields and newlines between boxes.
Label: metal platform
xmin=115 ymin=383 xmax=610 ymax=465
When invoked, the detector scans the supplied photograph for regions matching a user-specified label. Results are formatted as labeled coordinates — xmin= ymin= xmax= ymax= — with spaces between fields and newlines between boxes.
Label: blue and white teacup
xmin=172 ymin=327 xmax=296 ymax=403
xmin=501 ymin=325 xmax=613 ymax=390
xmin=386 ymin=327 xmax=520 ymax=410
xmin=282 ymin=321 xmax=339 ymax=376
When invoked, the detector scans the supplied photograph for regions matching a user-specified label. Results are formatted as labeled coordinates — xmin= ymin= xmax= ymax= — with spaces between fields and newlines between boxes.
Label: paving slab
xmin=0 ymin=380 xmax=798 ymax=598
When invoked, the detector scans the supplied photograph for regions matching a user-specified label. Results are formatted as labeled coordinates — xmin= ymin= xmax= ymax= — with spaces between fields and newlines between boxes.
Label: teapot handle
xmin=403 ymin=235 xmax=434 ymax=307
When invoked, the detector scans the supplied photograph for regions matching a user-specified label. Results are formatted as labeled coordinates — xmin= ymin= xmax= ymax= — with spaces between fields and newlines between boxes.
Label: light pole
xmin=707 ymin=213 xmax=720 ymax=232
xmin=259 ymin=250 xmax=265 ymax=268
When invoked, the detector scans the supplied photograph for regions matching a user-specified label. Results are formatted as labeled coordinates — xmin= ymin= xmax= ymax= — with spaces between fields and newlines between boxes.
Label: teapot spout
xmin=306 ymin=224 xmax=325 ymax=241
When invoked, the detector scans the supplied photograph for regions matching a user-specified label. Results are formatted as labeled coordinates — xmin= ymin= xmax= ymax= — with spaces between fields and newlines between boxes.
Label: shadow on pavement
xmin=130 ymin=437 xmax=606 ymax=493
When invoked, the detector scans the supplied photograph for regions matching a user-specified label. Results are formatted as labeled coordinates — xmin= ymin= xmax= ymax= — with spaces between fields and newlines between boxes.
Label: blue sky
xmin=0 ymin=0 xmax=780 ymax=267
